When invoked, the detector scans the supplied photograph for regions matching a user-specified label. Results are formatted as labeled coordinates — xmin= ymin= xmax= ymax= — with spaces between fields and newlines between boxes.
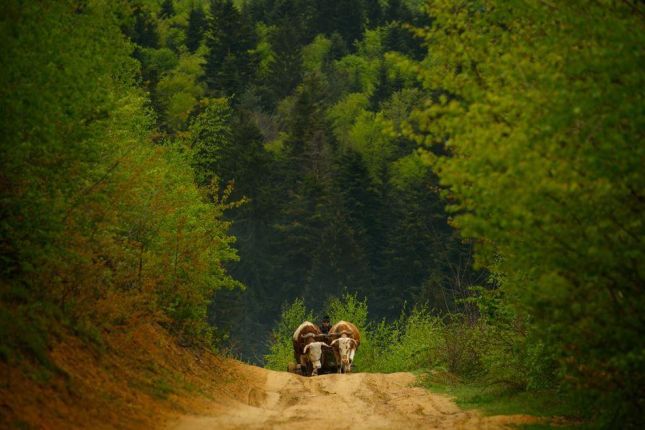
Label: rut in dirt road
xmin=169 ymin=369 xmax=539 ymax=430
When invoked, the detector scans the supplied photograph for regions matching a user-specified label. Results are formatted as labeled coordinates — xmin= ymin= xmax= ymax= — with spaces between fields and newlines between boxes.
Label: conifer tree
xmin=365 ymin=0 xmax=383 ymax=28
xmin=186 ymin=5 xmax=207 ymax=52
xmin=158 ymin=0 xmax=175 ymax=19
xmin=204 ymin=0 xmax=256 ymax=97
xmin=130 ymin=5 xmax=160 ymax=48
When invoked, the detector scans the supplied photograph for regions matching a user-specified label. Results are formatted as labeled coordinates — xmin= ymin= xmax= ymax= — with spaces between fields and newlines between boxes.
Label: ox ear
xmin=350 ymin=339 xmax=357 ymax=348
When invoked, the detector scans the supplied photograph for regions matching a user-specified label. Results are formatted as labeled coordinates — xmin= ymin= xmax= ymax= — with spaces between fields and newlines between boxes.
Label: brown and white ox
xmin=329 ymin=320 xmax=361 ymax=373
xmin=292 ymin=321 xmax=330 ymax=376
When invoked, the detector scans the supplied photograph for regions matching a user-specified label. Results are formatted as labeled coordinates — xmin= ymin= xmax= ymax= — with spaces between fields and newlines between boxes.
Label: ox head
xmin=303 ymin=341 xmax=330 ymax=375
xmin=331 ymin=335 xmax=357 ymax=372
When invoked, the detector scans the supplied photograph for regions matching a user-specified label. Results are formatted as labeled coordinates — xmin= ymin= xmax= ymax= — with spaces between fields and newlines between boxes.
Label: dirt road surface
xmin=168 ymin=367 xmax=538 ymax=430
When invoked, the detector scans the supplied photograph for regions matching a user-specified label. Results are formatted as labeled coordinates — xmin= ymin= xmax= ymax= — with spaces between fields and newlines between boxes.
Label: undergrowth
xmin=266 ymin=293 xmax=586 ymax=426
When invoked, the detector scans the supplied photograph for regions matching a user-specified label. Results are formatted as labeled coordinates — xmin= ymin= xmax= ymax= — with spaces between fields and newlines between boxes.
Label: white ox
xmin=329 ymin=320 xmax=361 ymax=373
xmin=303 ymin=340 xmax=331 ymax=375
xmin=292 ymin=321 xmax=331 ymax=376
xmin=331 ymin=335 xmax=358 ymax=373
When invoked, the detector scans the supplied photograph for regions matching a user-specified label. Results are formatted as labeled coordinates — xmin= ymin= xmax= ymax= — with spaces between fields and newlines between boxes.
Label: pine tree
xmin=265 ymin=23 xmax=304 ymax=102
xmin=365 ymin=0 xmax=383 ymax=28
xmin=204 ymin=0 xmax=257 ymax=97
xmin=188 ymin=98 xmax=234 ymax=187
xmin=186 ymin=5 xmax=207 ymax=52
xmin=130 ymin=5 xmax=160 ymax=48
xmin=158 ymin=0 xmax=175 ymax=19
xmin=336 ymin=0 xmax=367 ymax=46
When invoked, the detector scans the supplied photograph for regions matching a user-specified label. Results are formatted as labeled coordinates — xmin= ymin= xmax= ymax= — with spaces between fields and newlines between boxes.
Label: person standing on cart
xmin=321 ymin=315 xmax=331 ymax=334
xmin=319 ymin=315 xmax=334 ymax=373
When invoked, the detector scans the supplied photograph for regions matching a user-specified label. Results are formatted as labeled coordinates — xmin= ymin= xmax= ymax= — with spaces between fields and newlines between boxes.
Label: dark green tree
xmin=365 ymin=0 xmax=383 ymax=28
xmin=129 ymin=5 xmax=160 ymax=48
xmin=264 ymin=23 xmax=304 ymax=103
xmin=204 ymin=0 xmax=257 ymax=98
xmin=186 ymin=5 xmax=207 ymax=52
xmin=158 ymin=0 xmax=175 ymax=19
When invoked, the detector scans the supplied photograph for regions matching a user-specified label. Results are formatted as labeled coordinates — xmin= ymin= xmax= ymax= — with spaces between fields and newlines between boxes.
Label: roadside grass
xmin=420 ymin=373 xmax=587 ymax=429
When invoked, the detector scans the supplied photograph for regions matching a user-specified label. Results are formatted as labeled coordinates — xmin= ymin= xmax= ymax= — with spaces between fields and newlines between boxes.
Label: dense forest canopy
xmin=121 ymin=0 xmax=479 ymax=363
xmin=1 ymin=0 xmax=643 ymax=427
xmin=1 ymin=0 xmax=480 ymax=362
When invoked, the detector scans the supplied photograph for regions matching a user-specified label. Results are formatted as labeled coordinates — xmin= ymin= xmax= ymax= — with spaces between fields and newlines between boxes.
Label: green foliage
xmin=204 ymin=0 xmax=257 ymax=97
xmin=156 ymin=53 xmax=206 ymax=130
xmin=365 ymin=306 xmax=444 ymax=373
xmin=137 ymin=47 xmax=178 ymax=76
xmin=423 ymin=380 xmax=580 ymax=426
xmin=253 ymin=23 xmax=276 ymax=79
xmin=185 ymin=4 xmax=207 ymax=53
xmin=389 ymin=152 xmax=426 ymax=189
xmin=327 ymin=92 xmax=370 ymax=146
xmin=399 ymin=1 xmax=645 ymax=425
xmin=10 ymin=2 xmax=636 ymax=427
xmin=1 ymin=0 xmax=478 ymax=375
xmin=348 ymin=111 xmax=395 ymax=183
xmin=266 ymin=295 xmax=470 ymax=376
xmin=335 ymin=54 xmax=380 ymax=95
xmin=325 ymin=293 xmax=369 ymax=339
xmin=188 ymin=98 xmax=234 ymax=186
xmin=203 ymin=2 xmax=476 ymax=363
xmin=264 ymin=298 xmax=314 ymax=370
xmin=0 ymin=0 xmax=241 ymax=360
xmin=302 ymin=35 xmax=332 ymax=74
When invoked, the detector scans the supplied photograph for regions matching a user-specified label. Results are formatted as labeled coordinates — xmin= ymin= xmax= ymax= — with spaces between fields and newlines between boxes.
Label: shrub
xmin=0 ymin=1 xmax=240 ymax=361
xmin=264 ymin=298 xmax=314 ymax=370
xmin=369 ymin=307 xmax=444 ymax=373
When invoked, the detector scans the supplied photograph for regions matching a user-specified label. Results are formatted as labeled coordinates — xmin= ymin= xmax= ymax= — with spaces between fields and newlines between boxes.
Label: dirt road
xmin=168 ymin=367 xmax=537 ymax=430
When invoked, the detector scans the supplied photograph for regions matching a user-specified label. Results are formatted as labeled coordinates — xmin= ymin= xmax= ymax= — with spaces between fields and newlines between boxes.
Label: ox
xmin=292 ymin=321 xmax=330 ymax=376
xmin=329 ymin=320 xmax=361 ymax=373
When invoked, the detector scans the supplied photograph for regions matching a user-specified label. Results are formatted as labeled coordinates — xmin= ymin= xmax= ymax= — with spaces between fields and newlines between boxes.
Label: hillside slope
xmin=1 ymin=323 xmax=539 ymax=429
xmin=0 ymin=323 xmax=250 ymax=429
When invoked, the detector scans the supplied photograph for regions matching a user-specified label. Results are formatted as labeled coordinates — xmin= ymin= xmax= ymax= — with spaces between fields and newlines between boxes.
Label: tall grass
xmin=265 ymin=292 xmax=556 ymax=392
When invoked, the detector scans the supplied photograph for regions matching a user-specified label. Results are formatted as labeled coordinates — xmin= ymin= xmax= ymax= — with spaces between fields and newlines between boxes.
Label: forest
xmin=1 ymin=0 xmax=643 ymax=428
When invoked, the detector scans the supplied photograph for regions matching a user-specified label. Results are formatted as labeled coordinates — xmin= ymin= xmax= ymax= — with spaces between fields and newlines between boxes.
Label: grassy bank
xmin=421 ymin=372 xmax=585 ymax=429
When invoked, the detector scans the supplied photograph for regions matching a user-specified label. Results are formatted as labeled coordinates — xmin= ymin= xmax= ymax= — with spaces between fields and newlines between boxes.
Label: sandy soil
xmin=168 ymin=366 xmax=539 ymax=430
xmin=0 ymin=326 xmax=540 ymax=430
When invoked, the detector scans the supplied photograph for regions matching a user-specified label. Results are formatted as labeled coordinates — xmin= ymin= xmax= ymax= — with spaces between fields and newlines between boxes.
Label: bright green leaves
xmin=156 ymin=53 xmax=206 ymax=130
xmin=264 ymin=298 xmax=314 ymax=371
xmin=406 ymin=0 xmax=645 ymax=424
xmin=328 ymin=93 xmax=371 ymax=145
xmin=302 ymin=35 xmax=333 ymax=74
xmin=188 ymin=98 xmax=233 ymax=187
xmin=0 ymin=0 xmax=241 ymax=353
xmin=348 ymin=111 xmax=395 ymax=183
xmin=389 ymin=152 xmax=427 ymax=189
